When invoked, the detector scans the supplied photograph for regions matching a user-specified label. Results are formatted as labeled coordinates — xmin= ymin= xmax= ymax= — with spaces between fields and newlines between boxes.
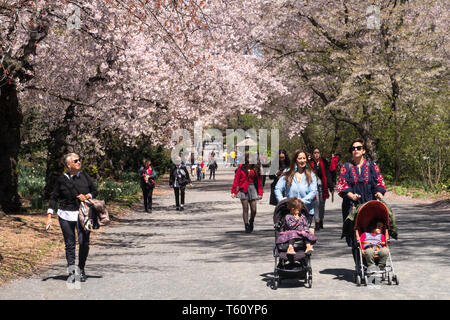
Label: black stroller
xmin=270 ymin=198 xmax=313 ymax=289
xmin=351 ymin=200 xmax=399 ymax=286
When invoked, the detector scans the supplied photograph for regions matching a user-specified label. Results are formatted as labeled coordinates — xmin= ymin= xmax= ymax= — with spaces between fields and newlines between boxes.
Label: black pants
xmin=209 ymin=169 xmax=216 ymax=180
xmin=174 ymin=187 xmax=185 ymax=207
xmin=58 ymin=217 xmax=90 ymax=270
xmin=142 ymin=185 xmax=154 ymax=210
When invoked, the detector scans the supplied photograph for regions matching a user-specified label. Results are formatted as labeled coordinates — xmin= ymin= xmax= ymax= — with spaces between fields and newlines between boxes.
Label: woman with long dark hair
xmin=274 ymin=149 xmax=318 ymax=226
xmin=231 ymin=151 xmax=263 ymax=233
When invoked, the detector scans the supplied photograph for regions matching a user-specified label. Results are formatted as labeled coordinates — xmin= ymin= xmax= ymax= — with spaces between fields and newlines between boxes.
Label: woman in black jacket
xmin=45 ymin=153 xmax=98 ymax=282
xmin=169 ymin=157 xmax=192 ymax=211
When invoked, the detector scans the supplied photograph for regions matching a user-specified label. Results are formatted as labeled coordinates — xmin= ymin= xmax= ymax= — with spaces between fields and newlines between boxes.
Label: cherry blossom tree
xmin=1 ymin=0 xmax=288 ymax=209
xmin=250 ymin=0 xmax=449 ymax=162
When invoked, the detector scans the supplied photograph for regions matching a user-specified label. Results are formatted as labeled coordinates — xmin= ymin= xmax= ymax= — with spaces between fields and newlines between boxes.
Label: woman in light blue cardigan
xmin=275 ymin=150 xmax=318 ymax=226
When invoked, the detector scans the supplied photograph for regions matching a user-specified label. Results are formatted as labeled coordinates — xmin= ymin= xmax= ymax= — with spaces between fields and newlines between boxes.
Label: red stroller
xmin=353 ymin=200 xmax=399 ymax=286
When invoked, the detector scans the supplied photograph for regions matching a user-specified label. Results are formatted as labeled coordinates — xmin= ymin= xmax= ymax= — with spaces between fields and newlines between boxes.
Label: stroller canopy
xmin=354 ymin=200 xmax=390 ymax=234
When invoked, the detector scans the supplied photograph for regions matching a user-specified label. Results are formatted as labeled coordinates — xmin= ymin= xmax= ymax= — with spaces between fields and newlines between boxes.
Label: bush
xmin=97 ymin=177 xmax=141 ymax=202
xmin=18 ymin=162 xmax=46 ymax=204
xmin=392 ymin=185 xmax=409 ymax=196
xmin=120 ymin=171 xmax=139 ymax=183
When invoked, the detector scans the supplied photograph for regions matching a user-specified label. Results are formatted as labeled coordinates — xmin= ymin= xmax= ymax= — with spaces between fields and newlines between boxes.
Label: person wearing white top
xmin=45 ymin=153 xmax=98 ymax=282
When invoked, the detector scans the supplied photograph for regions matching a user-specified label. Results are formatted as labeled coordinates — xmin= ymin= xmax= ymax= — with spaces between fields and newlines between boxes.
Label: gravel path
xmin=1 ymin=167 xmax=449 ymax=300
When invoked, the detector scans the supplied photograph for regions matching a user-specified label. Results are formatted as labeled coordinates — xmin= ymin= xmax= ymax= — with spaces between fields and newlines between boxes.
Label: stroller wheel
xmin=271 ymin=279 xmax=278 ymax=290
xmin=388 ymin=273 xmax=393 ymax=285
xmin=306 ymin=271 xmax=313 ymax=288
xmin=364 ymin=275 xmax=368 ymax=286
xmin=356 ymin=275 xmax=361 ymax=286
xmin=394 ymin=275 xmax=399 ymax=285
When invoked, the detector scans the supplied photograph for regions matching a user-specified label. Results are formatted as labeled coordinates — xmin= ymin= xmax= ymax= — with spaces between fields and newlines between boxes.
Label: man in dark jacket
xmin=169 ymin=157 xmax=192 ymax=211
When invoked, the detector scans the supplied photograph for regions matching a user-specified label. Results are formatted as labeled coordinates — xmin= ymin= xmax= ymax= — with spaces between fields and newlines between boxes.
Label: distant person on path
xmin=224 ymin=151 xmax=228 ymax=167
xmin=231 ymin=151 xmax=263 ymax=233
xmin=139 ymin=159 xmax=157 ymax=212
xmin=169 ymin=157 xmax=192 ymax=211
xmin=337 ymin=138 xmax=386 ymax=246
xmin=45 ymin=153 xmax=98 ymax=282
xmin=329 ymin=153 xmax=340 ymax=185
xmin=208 ymin=157 xmax=218 ymax=180
xmin=196 ymin=157 xmax=202 ymax=181
xmin=329 ymin=153 xmax=340 ymax=201
xmin=190 ymin=153 xmax=195 ymax=175
xmin=310 ymin=147 xmax=333 ymax=231
xmin=276 ymin=198 xmax=317 ymax=255
xmin=274 ymin=149 xmax=318 ymax=226
xmin=201 ymin=159 xmax=206 ymax=179
xmin=230 ymin=150 xmax=236 ymax=167
xmin=269 ymin=149 xmax=290 ymax=206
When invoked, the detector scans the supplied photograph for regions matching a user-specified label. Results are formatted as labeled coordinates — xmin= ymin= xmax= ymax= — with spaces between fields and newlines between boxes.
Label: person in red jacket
xmin=231 ymin=152 xmax=263 ymax=233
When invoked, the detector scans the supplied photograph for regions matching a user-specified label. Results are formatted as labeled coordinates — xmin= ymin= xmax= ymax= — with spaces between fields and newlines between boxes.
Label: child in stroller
xmin=352 ymin=200 xmax=399 ymax=286
xmin=276 ymin=198 xmax=317 ymax=255
xmin=271 ymin=198 xmax=317 ymax=289
xmin=360 ymin=218 xmax=389 ymax=271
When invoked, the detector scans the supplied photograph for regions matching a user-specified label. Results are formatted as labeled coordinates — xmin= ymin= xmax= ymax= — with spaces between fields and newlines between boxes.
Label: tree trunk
xmin=0 ymin=83 xmax=22 ymax=213
xmin=44 ymin=105 xmax=75 ymax=199
xmin=358 ymin=105 xmax=379 ymax=162
xmin=331 ymin=119 xmax=340 ymax=153
xmin=300 ymin=126 xmax=315 ymax=154
xmin=390 ymin=75 xmax=402 ymax=183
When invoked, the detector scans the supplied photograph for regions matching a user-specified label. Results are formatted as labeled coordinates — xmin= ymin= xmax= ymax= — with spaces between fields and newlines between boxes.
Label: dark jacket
xmin=49 ymin=171 xmax=98 ymax=211
xmin=311 ymin=158 xmax=334 ymax=193
xmin=169 ymin=164 xmax=191 ymax=187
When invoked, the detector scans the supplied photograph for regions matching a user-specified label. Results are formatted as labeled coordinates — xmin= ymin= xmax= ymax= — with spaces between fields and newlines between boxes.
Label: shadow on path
xmin=319 ymin=268 xmax=354 ymax=283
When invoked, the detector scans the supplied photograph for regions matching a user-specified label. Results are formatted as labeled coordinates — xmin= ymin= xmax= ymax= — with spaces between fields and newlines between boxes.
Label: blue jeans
xmin=59 ymin=217 xmax=90 ymax=270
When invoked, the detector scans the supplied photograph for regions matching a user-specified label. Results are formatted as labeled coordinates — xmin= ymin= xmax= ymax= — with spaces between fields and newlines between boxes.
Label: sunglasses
xmin=73 ymin=159 xmax=81 ymax=163
xmin=350 ymin=146 xmax=363 ymax=151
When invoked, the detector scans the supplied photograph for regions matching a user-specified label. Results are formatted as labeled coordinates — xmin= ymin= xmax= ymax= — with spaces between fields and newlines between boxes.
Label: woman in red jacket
xmin=231 ymin=152 xmax=263 ymax=233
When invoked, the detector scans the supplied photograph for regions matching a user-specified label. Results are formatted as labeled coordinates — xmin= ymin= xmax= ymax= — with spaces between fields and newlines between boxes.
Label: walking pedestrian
xmin=231 ymin=151 xmax=263 ymax=233
xmin=139 ymin=159 xmax=157 ymax=212
xmin=190 ymin=152 xmax=195 ymax=175
xmin=45 ymin=153 xmax=98 ymax=282
xmin=208 ymin=157 xmax=218 ymax=180
xmin=329 ymin=152 xmax=340 ymax=202
xmin=269 ymin=149 xmax=290 ymax=206
xmin=337 ymin=138 xmax=386 ymax=246
xmin=169 ymin=157 xmax=192 ymax=211
xmin=329 ymin=153 xmax=340 ymax=186
xmin=196 ymin=157 xmax=202 ymax=181
xmin=310 ymin=147 xmax=333 ymax=231
xmin=274 ymin=149 xmax=318 ymax=226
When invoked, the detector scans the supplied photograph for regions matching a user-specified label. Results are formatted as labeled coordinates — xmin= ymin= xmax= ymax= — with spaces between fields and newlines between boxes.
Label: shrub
xmin=97 ymin=178 xmax=141 ymax=202
xmin=18 ymin=162 xmax=46 ymax=197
